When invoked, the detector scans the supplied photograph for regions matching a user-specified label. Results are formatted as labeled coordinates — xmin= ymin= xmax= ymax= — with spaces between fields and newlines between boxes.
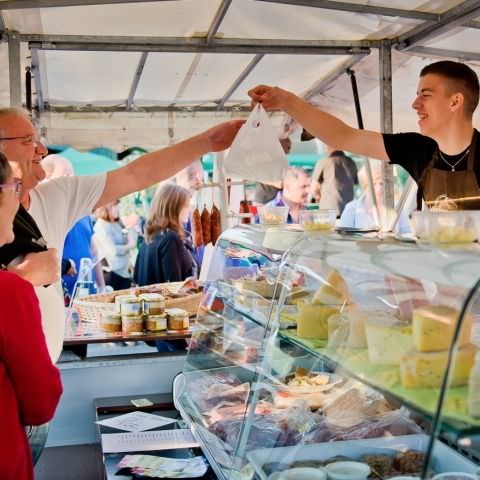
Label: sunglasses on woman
xmin=0 ymin=178 xmax=23 ymax=198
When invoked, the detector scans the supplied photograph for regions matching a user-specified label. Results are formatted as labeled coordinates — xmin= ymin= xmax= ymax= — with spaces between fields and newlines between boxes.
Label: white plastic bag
xmin=224 ymin=104 xmax=288 ymax=182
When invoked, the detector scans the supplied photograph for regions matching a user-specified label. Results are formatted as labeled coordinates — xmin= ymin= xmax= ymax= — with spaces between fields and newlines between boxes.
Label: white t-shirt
xmin=28 ymin=174 xmax=106 ymax=362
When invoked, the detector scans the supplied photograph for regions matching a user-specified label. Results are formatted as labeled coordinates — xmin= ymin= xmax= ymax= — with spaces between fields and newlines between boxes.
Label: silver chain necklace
xmin=438 ymin=147 xmax=470 ymax=172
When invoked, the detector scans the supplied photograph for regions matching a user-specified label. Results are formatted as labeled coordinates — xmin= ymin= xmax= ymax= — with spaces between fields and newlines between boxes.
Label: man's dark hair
xmin=420 ymin=61 xmax=479 ymax=115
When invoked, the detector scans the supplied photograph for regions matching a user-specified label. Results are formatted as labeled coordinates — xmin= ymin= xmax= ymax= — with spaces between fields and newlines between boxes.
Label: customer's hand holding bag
xmin=224 ymin=104 xmax=288 ymax=182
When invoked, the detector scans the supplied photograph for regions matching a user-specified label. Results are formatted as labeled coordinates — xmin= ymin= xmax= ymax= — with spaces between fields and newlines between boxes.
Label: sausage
xmin=210 ymin=204 xmax=222 ymax=245
xmin=192 ymin=207 xmax=204 ymax=248
xmin=201 ymin=205 xmax=211 ymax=245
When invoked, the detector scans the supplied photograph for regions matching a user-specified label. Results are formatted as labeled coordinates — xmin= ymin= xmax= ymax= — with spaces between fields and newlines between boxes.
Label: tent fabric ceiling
xmin=0 ymin=0 xmax=480 ymax=150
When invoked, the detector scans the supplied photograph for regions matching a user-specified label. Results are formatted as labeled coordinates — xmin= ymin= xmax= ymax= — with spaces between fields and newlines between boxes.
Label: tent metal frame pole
xmin=20 ymin=33 xmax=378 ymax=46
xmin=405 ymin=46 xmax=480 ymax=63
xmin=396 ymin=0 xmax=480 ymax=50
xmin=8 ymin=30 xmax=22 ymax=107
xmin=256 ymin=0 xmax=439 ymax=21
xmin=217 ymin=54 xmax=264 ymax=110
xmin=44 ymin=105 xmax=253 ymax=113
xmin=22 ymin=35 xmax=376 ymax=54
xmin=30 ymin=48 xmax=45 ymax=113
xmin=126 ymin=51 xmax=148 ymax=110
xmin=207 ymin=0 xmax=232 ymax=44
xmin=379 ymin=40 xmax=394 ymax=229
xmin=0 ymin=0 xmax=175 ymax=8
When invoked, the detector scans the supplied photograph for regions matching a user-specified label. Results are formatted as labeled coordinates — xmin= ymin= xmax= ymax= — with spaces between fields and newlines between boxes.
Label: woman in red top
xmin=0 ymin=152 xmax=62 ymax=480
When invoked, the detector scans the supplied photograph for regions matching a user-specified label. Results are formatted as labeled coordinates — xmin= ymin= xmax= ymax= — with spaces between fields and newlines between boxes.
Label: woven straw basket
xmin=74 ymin=282 xmax=202 ymax=323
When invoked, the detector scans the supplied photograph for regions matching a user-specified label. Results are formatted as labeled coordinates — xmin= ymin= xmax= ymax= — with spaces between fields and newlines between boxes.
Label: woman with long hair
xmin=93 ymin=200 xmax=136 ymax=290
xmin=134 ymin=183 xmax=198 ymax=286
xmin=0 ymin=152 xmax=62 ymax=480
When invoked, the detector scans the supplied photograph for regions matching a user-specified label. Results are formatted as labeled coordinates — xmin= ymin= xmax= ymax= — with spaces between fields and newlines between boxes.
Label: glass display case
xmin=175 ymin=225 xmax=480 ymax=480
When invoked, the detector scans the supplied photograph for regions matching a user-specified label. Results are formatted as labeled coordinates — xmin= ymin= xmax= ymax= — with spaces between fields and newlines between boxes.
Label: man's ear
xmin=450 ymin=92 xmax=464 ymax=112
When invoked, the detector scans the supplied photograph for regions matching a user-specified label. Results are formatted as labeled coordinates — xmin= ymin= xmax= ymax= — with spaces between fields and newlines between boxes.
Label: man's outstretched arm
xmin=95 ymin=119 xmax=244 ymax=209
xmin=248 ymin=86 xmax=388 ymax=161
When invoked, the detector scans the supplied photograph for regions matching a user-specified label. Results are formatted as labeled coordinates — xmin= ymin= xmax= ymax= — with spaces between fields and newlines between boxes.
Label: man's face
xmin=0 ymin=115 xmax=48 ymax=192
xmin=284 ymin=172 xmax=310 ymax=204
xmin=411 ymin=73 xmax=456 ymax=138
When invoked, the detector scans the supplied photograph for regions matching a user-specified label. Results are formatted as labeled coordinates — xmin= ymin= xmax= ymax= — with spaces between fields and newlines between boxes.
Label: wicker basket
xmin=74 ymin=282 xmax=202 ymax=323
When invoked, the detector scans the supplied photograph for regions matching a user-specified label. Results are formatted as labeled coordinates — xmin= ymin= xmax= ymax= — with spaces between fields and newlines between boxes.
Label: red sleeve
xmin=0 ymin=272 xmax=63 ymax=425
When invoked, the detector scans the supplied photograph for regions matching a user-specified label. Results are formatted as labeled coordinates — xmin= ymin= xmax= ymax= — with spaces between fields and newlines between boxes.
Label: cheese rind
xmin=412 ymin=305 xmax=472 ymax=352
xmin=400 ymin=344 xmax=476 ymax=389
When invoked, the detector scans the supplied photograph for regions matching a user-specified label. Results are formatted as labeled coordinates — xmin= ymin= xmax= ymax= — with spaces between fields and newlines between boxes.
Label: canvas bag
xmin=224 ymin=104 xmax=288 ymax=182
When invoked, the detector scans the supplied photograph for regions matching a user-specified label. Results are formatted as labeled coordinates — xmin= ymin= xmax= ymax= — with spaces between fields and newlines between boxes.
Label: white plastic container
xmin=325 ymin=461 xmax=370 ymax=480
xmin=300 ymin=209 xmax=337 ymax=232
xmin=268 ymin=467 xmax=326 ymax=480
xmin=410 ymin=211 xmax=480 ymax=243
xmin=258 ymin=205 xmax=289 ymax=225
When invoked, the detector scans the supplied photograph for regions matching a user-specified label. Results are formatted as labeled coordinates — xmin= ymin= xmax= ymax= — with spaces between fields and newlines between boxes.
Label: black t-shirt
xmin=382 ymin=130 xmax=480 ymax=186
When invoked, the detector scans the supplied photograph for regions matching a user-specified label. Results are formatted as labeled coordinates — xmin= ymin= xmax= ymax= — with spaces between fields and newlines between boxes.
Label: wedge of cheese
xmin=412 ymin=305 xmax=472 ymax=352
xmin=400 ymin=344 xmax=476 ymax=389
xmin=312 ymin=270 xmax=350 ymax=306
xmin=297 ymin=302 xmax=339 ymax=339
xmin=365 ymin=316 xmax=413 ymax=365
xmin=328 ymin=311 xmax=368 ymax=349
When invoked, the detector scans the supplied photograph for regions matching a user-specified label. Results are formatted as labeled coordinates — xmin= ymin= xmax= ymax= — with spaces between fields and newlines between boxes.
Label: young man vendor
xmin=249 ymin=60 xmax=480 ymax=210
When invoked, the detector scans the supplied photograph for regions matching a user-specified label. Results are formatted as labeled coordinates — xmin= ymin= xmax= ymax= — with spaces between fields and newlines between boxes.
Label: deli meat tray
xmin=247 ymin=434 xmax=478 ymax=480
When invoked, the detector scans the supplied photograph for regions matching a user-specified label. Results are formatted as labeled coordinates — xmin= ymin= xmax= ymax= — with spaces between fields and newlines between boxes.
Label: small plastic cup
xmin=257 ymin=205 xmax=290 ymax=225
xmin=300 ymin=209 xmax=337 ymax=232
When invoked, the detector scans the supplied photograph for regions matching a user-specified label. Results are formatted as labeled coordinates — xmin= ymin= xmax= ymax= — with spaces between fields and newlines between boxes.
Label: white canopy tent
xmin=1 ymin=0 xmax=480 ymax=151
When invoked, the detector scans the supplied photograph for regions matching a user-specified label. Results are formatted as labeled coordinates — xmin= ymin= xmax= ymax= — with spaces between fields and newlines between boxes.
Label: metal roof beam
xmin=217 ymin=54 xmax=264 ymax=110
xmin=255 ymin=0 xmax=439 ymax=22
xmin=207 ymin=0 xmax=232 ymax=44
xmin=126 ymin=52 xmax=147 ymax=110
xmin=30 ymin=48 xmax=45 ymax=112
xmin=396 ymin=1 xmax=480 ymax=50
xmin=24 ymin=34 xmax=374 ymax=54
xmin=406 ymin=46 xmax=480 ymax=63
xmin=44 ymin=104 xmax=252 ymax=113
xmin=0 ymin=0 xmax=174 ymax=9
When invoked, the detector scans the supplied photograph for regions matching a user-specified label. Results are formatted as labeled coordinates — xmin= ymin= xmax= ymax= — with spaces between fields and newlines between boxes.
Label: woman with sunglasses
xmin=0 ymin=152 xmax=62 ymax=480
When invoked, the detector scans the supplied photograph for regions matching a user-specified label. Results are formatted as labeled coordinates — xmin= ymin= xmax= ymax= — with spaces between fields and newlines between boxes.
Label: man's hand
xmin=10 ymin=248 xmax=61 ymax=286
xmin=248 ymin=85 xmax=294 ymax=110
xmin=202 ymin=119 xmax=245 ymax=152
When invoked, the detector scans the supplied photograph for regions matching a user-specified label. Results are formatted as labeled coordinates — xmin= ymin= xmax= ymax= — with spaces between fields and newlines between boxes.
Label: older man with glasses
xmin=0 ymin=108 xmax=243 ymax=463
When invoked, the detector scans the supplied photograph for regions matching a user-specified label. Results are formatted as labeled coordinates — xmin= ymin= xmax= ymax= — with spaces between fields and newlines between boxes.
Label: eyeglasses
xmin=0 ymin=133 xmax=43 ymax=146
xmin=0 ymin=178 xmax=23 ymax=198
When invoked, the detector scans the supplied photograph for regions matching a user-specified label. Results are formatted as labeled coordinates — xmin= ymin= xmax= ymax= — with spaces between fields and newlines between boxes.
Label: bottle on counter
xmin=75 ymin=257 xmax=96 ymax=298
xmin=468 ymin=351 xmax=480 ymax=417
